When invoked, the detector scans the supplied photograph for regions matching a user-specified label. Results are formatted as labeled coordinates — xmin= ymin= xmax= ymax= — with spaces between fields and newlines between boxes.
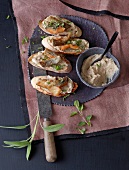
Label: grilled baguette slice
xmin=28 ymin=49 xmax=72 ymax=73
xmin=31 ymin=75 xmax=78 ymax=97
xmin=42 ymin=35 xmax=89 ymax=55
xmin=39 ymin=15 xmax=82 ymax=37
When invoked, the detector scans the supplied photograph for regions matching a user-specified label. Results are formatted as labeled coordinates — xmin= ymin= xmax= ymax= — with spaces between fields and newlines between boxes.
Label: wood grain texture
xmin=43 ymin=120 xmax=57 ymax=162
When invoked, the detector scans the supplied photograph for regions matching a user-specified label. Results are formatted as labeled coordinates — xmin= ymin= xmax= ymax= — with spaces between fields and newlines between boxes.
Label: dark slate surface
xmin=29 ymin=15 xmax=109 ymax=106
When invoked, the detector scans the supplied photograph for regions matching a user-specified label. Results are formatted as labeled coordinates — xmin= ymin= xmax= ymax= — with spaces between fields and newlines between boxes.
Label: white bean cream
xmin=81 ymin=54 xmax=119 ymax=87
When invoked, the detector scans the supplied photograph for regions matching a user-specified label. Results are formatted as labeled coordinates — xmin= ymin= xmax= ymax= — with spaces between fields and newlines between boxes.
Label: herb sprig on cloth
xmin=70 ymin=100 xmax=93 ymax=134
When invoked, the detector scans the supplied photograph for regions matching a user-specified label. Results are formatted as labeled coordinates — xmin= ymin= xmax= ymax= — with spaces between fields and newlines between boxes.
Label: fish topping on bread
xmin=31 ymin=75 xmax=78 ymax=97
xmin=42 ymin=35 xmax=89 ymax=55
xmin=28 ymin=49 xmax=72 ymax=73
xmin=39 ymin=15 xmax=82 ymax=37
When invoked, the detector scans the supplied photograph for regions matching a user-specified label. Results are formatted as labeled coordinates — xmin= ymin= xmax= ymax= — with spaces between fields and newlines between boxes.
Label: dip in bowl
xmin=76 ymin=47 xmax=120 ymax=89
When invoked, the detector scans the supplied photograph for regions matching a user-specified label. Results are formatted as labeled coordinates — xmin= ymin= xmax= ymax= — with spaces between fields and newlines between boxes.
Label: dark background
xmin=0 ymin=0 xmax=129 ymax=169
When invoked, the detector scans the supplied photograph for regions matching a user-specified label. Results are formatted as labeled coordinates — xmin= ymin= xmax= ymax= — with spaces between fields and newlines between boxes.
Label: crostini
xmin=31 ymin=75 xmax=78 ymax=97
xmin=42 ymin=35 xmax=89 ymax=55
xmin=39 ymin=15 xmax=82 ymax=37
xmin=28 ymin=49 xmax=72 ymax=73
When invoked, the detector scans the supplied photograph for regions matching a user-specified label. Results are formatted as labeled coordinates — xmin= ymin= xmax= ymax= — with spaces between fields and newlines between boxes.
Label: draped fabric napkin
xmin=12 ymin=0 xmax=129 ymax=140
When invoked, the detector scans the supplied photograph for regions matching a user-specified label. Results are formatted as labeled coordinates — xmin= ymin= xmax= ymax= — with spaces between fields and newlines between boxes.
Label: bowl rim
xmin=76 ymin=47 xmax=120 ymax=89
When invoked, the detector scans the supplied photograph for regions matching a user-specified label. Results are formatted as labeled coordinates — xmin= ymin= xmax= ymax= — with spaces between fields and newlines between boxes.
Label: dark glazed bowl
xmin=76 ymin=47 xmax=120 ymax=89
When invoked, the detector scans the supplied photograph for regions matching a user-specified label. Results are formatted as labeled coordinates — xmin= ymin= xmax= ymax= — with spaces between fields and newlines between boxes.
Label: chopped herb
xmin=41 ymin=35 xmax=47 ymax=39
xmin=53 ymin=65 xmax=62 ymax=70
xmin=47 ymin=81 xmax=51 ymax=84
xmin=61 ymin=23 xmax=65 ymax=27
xmin=6 ymin=15 xmax=10 ymax=19
xmin=63 ymin=94 xmax=70 ymax=101
xmin=96 ymin=63 xmax=101 ymax=67
xmin=22 ymin=37 xmax=29 ymax=44
xmin=48 ymin=21 xmax=64 ymax=29
xmin=6 ymin=46 xmax=11 ymax=48
xmin=75 ymin=40 xmax=82 ymax=46
xmin=37 ymin=47 xmax=43 ymax=50
xmin=67 ymin=40 xmax=71 ymax=44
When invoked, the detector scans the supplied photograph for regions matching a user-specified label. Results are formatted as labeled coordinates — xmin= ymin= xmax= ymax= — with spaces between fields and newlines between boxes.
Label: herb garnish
xmin=22 ymin=37 xmax=29 ymax=44
xmin=48 ymin=21 xmax=64 ymax=29
xmin=75 ymin=40 xmax=82 ymax=46
xmin=63 ymin=94 xmax=70 ymax=101
xmin=37 ymin=47 xmax=43 ymax=50
xmin=52 ymin=65 xmax=62 ymax=70
xmin=41 ymin=35 xmax=48 ymax=39
xmin=70 ymin=100 xmax=93 ymax=134
xmin=96 ymin=63 xmax=101 ymax=67
xmin=0 ymin=112 xmax=64 ymax=160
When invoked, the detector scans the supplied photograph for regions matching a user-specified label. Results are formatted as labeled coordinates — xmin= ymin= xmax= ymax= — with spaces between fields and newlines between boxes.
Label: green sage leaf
xmin=43 ymin=124 xmax=64 ymax=132
xmin=78 ymin=121 xmax=86 ymax=126
xmin=77 ymin=127 xmax=86 ymax=134
xmin=86 ymin=115 xmax=92 ymax=121
xmin=70 ymin=111 xmax=78 ymax=117
xmin=0 ymin=124 xmax=29 ymax=130
xmin=78 ymin=104 xmax=84 ymax=111
xmin=74 ymin=100 xmax=80 ymax=110
xmin=26 ymin=143 xmax=31 ymax=161
xmin=4 ymin=140 xmax=29 ymax=148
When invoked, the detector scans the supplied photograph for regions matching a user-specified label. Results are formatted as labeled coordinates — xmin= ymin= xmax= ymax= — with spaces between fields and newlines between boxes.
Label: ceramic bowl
xmin=76 ymin=47 xmax=120 ymax=89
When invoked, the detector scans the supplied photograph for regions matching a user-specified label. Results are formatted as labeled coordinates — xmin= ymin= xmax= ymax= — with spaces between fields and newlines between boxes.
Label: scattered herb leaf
xmin=6 ymin=46 xmax=11 ymax=48
xmin=37 ymin=47 xmax=43 ymax=50
xmin=63 ymin=94 xmax=70 ymax=101
xmin=6 ymin=15 xmax=10 ymax=19
xmin=22 ymin=37 xmax=29 ymax=44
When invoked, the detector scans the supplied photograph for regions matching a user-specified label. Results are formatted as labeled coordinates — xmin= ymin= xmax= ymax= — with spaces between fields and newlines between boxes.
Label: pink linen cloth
xmin=12 ymin=0 xmax=129 ymax=140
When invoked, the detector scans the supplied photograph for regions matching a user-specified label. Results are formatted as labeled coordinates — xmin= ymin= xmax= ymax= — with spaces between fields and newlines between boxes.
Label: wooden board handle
xmin=43 ymin=120 xmax=57 ymax=162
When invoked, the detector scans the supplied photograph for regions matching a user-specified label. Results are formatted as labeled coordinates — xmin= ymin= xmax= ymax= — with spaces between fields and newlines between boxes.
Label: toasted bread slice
xmin=39 ymin=15 xmax=82 ymax=37
xmin=31 ymin=75 xmax=78 ymax=97
xmin=28 ymin=49 xmax=72 ymax=73
xmin=42 ymin=35 xmax=89 ymax=55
